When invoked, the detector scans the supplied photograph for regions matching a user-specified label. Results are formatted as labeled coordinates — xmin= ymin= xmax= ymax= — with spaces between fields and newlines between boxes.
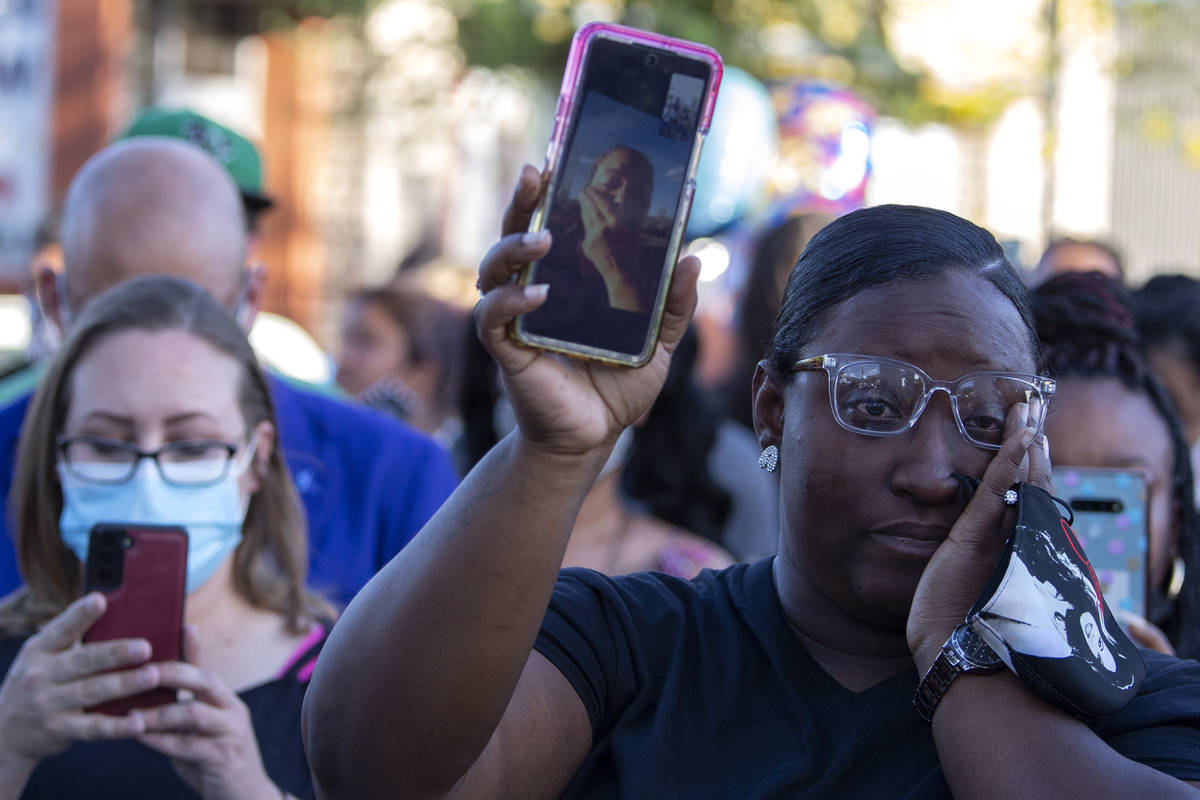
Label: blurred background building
xmin=2 ymin=0 xmax=1200 ymax=362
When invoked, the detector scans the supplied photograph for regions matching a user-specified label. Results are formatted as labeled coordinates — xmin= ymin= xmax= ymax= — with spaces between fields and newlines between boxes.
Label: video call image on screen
xmin=523 ymin=42 xmax=710 ymax=357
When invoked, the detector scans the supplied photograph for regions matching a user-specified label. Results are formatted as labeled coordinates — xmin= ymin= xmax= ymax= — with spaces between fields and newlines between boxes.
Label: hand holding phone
xmin=512 ymin=23 xmax=722 ymax=366
xmin=475 ymin=165 xmax=702 ymax=460
xmin=133 ymin=626 xmax=284 ymax=800
xmin=82 ymin=524 xmax=187 ymax=715
xmin=0 ymin=593 xmax=154 ymax=774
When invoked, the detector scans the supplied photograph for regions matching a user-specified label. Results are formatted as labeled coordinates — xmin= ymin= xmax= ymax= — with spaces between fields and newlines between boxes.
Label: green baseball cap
xmin=119 ymin=108 xmax=274 ymax=211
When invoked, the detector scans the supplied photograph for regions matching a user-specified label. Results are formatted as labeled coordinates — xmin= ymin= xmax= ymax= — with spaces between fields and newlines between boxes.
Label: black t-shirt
xmin=534 ymin=559 xmax=1200 ymax=798
xmin=0 ymin=625 xmax=328 ymax=800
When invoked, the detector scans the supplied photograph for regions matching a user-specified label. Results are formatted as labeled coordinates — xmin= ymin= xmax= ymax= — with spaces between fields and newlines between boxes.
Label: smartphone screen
xmin=1053 ymin=467 xmax=1148 ymax=619
xmin=519 ymin=33 xmax=715 ymax=360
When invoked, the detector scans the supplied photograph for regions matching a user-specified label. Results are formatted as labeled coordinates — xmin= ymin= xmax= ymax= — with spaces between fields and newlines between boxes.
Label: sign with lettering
xmin=0 ymin=0 xmax=56 ymax=282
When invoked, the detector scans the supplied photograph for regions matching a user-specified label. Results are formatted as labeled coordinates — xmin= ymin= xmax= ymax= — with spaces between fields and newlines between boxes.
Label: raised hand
xmin=475 ymin=164 xmax=699 ymax=458
xmin=578 ymin=183 xmax=646 ymax=311
xmin=579 ymin=183 xmax=619 ymax=246
xmin=907 ymin=402 xmax=1051 ymax=669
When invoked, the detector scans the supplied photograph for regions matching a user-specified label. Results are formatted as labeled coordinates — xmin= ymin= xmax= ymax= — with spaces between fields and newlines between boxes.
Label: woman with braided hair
xmin=1031 ymin=270 xmax=1199 ymax=658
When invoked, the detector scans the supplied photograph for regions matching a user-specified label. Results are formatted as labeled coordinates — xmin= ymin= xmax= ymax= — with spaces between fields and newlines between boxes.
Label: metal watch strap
xmin=913 ymin=645 xmax=967 ymax=722
xmin=913 ymin=624 xmax=1001 ymax=722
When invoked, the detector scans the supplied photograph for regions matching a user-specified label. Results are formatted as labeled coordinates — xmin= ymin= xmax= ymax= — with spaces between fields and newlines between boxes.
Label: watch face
xmin=953 ymin=624 xmax=1003 ymax=669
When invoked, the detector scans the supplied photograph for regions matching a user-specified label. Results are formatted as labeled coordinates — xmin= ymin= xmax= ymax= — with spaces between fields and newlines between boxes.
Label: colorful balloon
xmin=765 ymin=81 xmax=874 ymax=223
xmin=687 ymin=67 xmax=779 ymax=238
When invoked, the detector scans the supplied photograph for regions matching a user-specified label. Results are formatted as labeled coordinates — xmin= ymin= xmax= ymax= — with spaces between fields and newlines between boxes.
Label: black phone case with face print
xmin=966 ymin=482 xmax=1144 ymax=719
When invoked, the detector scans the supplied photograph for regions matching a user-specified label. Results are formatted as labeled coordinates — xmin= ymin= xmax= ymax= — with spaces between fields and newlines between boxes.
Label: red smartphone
xmin=82 ymin=523 xmax=187 ymax=716
xmin=512 ymin=23 xmax=722 ymax=367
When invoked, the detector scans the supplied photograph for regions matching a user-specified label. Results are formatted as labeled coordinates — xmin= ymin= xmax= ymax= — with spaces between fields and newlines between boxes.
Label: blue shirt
xmin=0 ymin=373 xmax=458 ymax=606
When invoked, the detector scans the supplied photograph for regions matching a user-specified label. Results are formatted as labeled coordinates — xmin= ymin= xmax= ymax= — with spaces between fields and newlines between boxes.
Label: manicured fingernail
xmin=129 ymin=640 xmax=151 ymax=660
xmin=522 ymin=230 xmax=550 ymax=246
xmin=524 ymin=284 xmax=549 ymax=300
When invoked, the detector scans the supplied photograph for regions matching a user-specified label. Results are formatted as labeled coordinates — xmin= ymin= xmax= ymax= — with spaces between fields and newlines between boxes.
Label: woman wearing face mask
xmin=0 ymin=275 xmax=334 ymax=800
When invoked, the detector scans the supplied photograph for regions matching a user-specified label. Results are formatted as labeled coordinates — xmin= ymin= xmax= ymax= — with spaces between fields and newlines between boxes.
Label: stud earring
xmin=757 ymin=444 xmax=779 ymax=472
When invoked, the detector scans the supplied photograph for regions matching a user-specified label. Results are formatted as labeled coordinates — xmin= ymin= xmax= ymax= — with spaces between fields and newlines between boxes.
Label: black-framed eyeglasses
xmin=793 ymin=354 xmax=1056 ymax=451
xmin=56 ymin=436 xmax=245 ymax=487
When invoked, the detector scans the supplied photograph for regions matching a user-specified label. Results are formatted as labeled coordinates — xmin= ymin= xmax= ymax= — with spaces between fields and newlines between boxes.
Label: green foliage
xmin=447 ymin=0 xmax=998 ymax=125
xmin=178 ymin=0 xmax=379 ymax=34
xmin=181 ymin=0 xmax=1078 ymax=127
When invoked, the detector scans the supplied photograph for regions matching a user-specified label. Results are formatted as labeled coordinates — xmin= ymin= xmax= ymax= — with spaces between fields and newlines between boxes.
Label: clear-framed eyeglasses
xmin=792 ymin=354 xmax=1056 ymax=451
xmin=56 ymin=436 xmax=249 ymax=487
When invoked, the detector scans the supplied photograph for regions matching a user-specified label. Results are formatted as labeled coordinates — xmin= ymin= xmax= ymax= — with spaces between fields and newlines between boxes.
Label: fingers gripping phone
xmin=1052 ymin=467 xmax=1149 ymax=620
xmin=512 ymin=23 xmax=723 ymax=367
xmin=82 ymin=524 xmax=187 ymax=715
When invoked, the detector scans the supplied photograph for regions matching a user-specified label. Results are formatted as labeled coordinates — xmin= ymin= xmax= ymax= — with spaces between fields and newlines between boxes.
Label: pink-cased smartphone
xmin=82 ymin=523 xmax=187 ymax=716
xmin=1053 ymin=466 xmax=1149 ymax=620
xmin=512 ymin=22 xmax=723 ymax=367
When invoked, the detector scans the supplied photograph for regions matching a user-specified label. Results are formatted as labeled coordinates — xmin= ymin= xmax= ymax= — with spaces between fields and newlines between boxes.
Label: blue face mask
xmin=57 ymin=446 xmax=254 ymax=594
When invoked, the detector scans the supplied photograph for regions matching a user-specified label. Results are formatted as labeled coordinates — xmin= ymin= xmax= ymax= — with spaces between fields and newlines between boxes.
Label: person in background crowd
xmin=574 ymin=326 xmax=734 ymax=576
xmin=336 ymin=284 xmax=465 ymax=443
xmin=1133 ymin=274 xmax=1200 ymax=480
xmin=1026 ymin=236 xmax=1124 ymax=288
xmin=1032 ymin=271 xmax=1199 ymax=657
xmin=0 ymin=212 xmax=63 ymax=410
xmin=0 ymin=137 xmax=458 ymax=606
xmin=724 ymin=213 xmax=832 ymax=432
xmin=119 ymin=107 xmax=347 ymax=397
xmin=0 ymin=276 xmax=331 ymax=799
xmin=119 ymin=108 xmax=276 ymax=238
xmin=457 ymin=324 xmax=732 ymax=577
xmin=23 ymin=213 xmax=63 ymax=366
xmin=454 ymin=316 xmax=506 ymax=478
xmin=716 ymin=213 xmax=830 ymax=561
xmin=304 ymin=169 xmax=1200 ymax=798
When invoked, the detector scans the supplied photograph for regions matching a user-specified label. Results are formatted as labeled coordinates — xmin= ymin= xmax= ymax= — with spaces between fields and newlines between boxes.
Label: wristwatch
xmin=913 ymin=623 xmax=1004 ymax=722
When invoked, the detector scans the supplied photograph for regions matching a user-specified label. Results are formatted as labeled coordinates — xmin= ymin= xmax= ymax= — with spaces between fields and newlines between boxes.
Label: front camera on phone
xmin=644 ymin=54 xmax=658 ymax=67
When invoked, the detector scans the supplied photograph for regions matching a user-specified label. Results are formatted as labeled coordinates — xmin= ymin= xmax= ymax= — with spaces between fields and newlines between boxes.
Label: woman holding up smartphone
xmin=303 ymin=167 xmax=1200 ymax=798
xmin=1032 ymin=271 xmax=1200 ymax=657
xmin=0 ymin=275 xmax=334 ymax=800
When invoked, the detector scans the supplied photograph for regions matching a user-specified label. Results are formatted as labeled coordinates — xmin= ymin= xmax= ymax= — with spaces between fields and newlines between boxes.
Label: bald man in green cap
xmin=120 ymin=108 xmax=275 ymax=232
xmin=0 ymin=136 xmax=459 ymax=605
